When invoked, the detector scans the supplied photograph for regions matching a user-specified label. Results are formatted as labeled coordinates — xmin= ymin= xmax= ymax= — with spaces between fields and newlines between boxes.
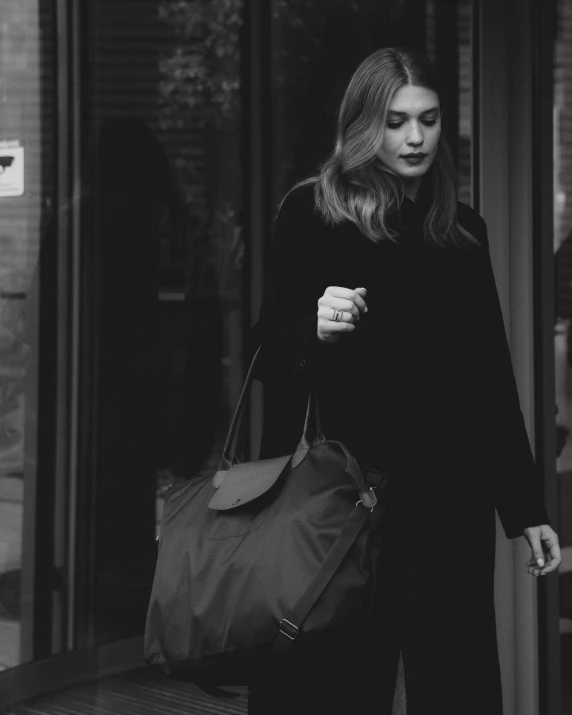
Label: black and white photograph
xmin=0 ymin=1 xmax=570 ymax=714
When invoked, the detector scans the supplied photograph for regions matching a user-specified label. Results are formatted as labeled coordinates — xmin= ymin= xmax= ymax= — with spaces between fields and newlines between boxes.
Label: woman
xmin=247 ymin=47 xmax=561 ymax=715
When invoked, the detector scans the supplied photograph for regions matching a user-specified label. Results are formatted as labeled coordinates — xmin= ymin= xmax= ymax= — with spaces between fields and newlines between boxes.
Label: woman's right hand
xmin=317 ymin=286 xmax=368 ymax=343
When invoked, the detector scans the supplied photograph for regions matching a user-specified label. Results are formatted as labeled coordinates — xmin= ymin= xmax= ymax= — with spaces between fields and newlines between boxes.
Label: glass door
xmin=552 ymin=0 xmax=572 ymax=710
xmin=270 ymin=0 xmax=475 ymax=223
xmin=79 ymin=0 xmax=246 ymax=644
xmin=0 ymin=0 xmax=61 ymax=670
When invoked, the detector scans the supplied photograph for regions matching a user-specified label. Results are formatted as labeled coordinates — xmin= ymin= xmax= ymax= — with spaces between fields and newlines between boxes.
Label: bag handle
xmin=214 ymin=344 xmax=374 ymax=504
xmin=214 ymin=344 xmax=323 ymax=478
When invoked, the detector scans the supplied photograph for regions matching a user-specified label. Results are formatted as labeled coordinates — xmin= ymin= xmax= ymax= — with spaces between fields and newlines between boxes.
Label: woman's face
xmin=377 ymin=84 xmax=441 ymax=197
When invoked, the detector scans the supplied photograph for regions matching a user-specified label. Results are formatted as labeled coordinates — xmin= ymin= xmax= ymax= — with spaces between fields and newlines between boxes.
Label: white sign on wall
xmin=0 ymin=142 xmax=24 ymax=198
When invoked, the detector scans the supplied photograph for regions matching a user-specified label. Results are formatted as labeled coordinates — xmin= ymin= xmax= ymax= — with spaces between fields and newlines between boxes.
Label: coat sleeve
xmin=476 ymin=216 xmax=551 ymax=539
xmin=248 ymin=185 xmax=332 ymax=384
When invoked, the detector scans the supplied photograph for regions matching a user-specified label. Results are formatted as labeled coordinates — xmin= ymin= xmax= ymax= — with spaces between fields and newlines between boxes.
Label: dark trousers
xmin=248 ymin=511 xmax=408 ymax=714
xmin=248 ymin=626 xmax=404 ymax=714
xmin=247 ymin=478 xmax=410 ymax=715
xmin=249 ymin=482 xmax=503 ymax=715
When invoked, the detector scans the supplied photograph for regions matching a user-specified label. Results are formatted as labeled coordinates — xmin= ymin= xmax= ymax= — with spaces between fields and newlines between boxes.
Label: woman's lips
xmin=402 ymin=155 xmax=426 ymax=164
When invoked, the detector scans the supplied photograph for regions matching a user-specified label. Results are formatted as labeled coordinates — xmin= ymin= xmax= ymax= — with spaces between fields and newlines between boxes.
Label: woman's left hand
xmin=523 ymin=524 xmax=562 ymax=576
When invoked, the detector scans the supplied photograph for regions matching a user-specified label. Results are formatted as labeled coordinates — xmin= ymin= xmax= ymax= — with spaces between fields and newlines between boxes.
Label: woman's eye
xmin=386 ymin=120 xmax=438 ymax=130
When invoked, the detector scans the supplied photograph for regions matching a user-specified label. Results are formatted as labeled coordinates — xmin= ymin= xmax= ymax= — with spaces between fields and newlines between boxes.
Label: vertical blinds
xmin=89 ymin=0 xmax=207 ymax=217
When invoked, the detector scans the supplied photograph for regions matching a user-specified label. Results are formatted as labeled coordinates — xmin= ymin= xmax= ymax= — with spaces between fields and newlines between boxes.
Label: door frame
xmin=479 ymin=1 xmax=560 ymax=714
xmin=531 ymin=1 xmax=564 ymax=714
xmin=0 ymin=0 xmax=82 ymax=701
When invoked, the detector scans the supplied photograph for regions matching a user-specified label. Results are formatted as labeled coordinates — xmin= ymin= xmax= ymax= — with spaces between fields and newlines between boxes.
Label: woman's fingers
xmin=524 ymin=525 xmax=562 ymax=576
xmin=323 ymin=286 xmax=368 ymax=314
xmin=354 ymin=287 xmax=368 ymax=312
xmin=316 ymin=286 xmax=367 ymax=343
xmin=318 ymin=307 xmax=355 ymax=323
xmin=317 ymin=314 xmax=356 ymax=331
xmin=538 ymin=540 xmax=562 ymax=574
xmin=318 ymin=298 xmax=360 ymax=321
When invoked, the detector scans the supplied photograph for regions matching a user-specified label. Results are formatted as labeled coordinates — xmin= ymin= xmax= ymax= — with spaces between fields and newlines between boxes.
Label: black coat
xmin=247 ymin=180 xmax=550 ymax=714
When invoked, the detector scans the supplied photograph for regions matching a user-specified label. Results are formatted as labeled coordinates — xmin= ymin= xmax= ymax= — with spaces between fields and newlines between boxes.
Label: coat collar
xmin=400 ymin=176 xmax=433 ymax=219
xmin=389 ymin=176 xmax=432 ymax=237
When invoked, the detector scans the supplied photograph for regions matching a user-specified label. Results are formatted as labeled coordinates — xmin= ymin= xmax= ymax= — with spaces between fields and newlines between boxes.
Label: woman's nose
xmin=406 ymin=123 xmax=424 ymax=144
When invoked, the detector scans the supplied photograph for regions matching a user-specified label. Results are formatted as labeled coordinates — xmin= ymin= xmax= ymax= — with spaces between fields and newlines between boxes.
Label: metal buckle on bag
xmin=279 ymin=619 xmax=299 ymax=640
xmin=356 ymin=486 xmax=378 ymax=512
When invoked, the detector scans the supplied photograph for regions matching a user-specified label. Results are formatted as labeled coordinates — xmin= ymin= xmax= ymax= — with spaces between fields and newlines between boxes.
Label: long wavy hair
xmin=289 ymin=47 xmax=479 ymax=248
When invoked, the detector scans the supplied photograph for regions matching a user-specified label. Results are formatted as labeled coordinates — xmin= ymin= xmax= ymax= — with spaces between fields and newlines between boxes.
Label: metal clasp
xmin=279 ymin=618 xmax=299 ymax=640
xmin=356 ymin=486 xmax=378 ymax=512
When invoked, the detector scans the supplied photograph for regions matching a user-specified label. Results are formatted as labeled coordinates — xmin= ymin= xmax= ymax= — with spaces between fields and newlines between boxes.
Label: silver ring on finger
xmin=332 ymin=308 xmax=344 ymax=322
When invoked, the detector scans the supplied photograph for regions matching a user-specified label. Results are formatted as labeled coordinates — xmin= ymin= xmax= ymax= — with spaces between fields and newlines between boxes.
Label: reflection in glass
xmin=457 ymin=0 xmax=473 ymax=205
xmin=272 ymin=1 xmax=474 ymax=213
xmin=553 ymin=0 xmax=572 ymax=709
xmin=85 ymin=0 xmax=244 ymax=642
xmin=271 ymin=0 xmax=426 ymax=211
xmin=0 ymin=0 xmax=53 ymax=670
xmin=426 ymin=0 xmax=474 ymax=204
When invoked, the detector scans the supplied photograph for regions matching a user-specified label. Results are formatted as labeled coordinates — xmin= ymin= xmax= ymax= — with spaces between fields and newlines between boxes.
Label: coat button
xmin=294 ymin=358 xmax=306 ymax=373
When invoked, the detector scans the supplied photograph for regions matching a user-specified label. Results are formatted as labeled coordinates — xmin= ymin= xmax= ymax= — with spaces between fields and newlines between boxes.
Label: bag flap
xmin=208 ymin=453 xmax=293 ymax=510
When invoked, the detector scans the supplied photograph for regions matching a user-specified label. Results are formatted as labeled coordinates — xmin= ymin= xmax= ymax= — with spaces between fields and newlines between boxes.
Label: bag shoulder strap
xmin=249 ymin=501 xmax=374 ymax=697
xmin=215 ymin=345 xmax=322 ymax=476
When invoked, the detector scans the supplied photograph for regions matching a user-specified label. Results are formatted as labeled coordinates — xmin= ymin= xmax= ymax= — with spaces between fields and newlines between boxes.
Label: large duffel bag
xmin=144 ymin=345 xmax=389 ymax=696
